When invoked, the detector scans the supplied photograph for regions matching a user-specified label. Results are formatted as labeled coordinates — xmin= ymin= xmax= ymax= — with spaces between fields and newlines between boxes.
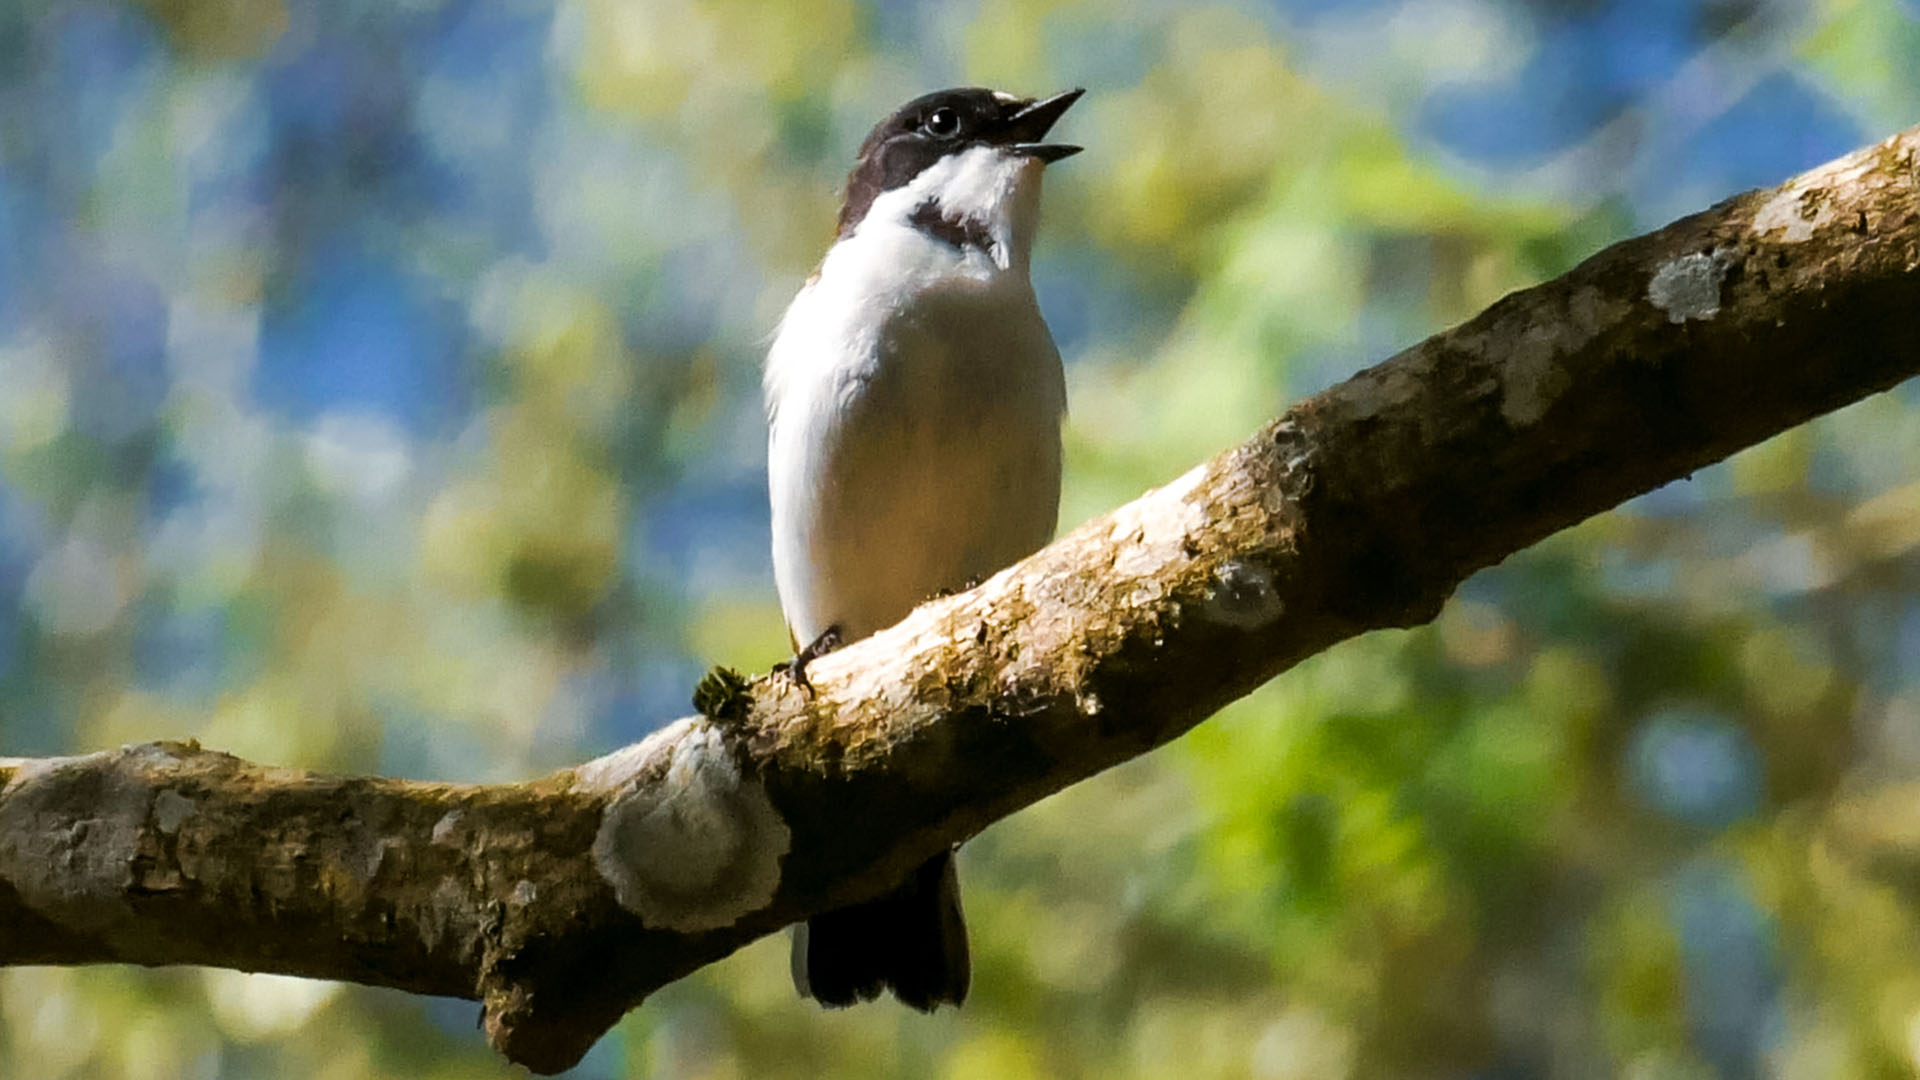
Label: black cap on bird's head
xmin=837 ymin=87 xmax=1084 ymax=236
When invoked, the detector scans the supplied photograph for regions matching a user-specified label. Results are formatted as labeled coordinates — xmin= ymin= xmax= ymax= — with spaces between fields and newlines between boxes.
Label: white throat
xmin=857 ymin=145 xmax=1047 ymax=273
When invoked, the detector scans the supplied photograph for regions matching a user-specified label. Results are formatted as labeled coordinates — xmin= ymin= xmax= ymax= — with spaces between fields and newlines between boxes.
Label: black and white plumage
xmin=764 ymin=87 xmax=1082 ymax=1010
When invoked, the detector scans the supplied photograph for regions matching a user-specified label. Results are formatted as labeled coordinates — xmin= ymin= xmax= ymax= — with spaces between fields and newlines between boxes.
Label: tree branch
xmin=5 ymin=125 xmax=1920 ymax=1073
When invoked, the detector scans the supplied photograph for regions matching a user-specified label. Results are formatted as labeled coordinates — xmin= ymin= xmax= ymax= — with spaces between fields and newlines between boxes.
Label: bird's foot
xmin=774 ymin=625 xmax=843 ymax=694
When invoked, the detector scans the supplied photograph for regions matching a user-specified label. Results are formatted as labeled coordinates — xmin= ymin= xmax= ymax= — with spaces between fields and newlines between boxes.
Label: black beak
xmin=999 ymin=88 xmax=1084 ymax=163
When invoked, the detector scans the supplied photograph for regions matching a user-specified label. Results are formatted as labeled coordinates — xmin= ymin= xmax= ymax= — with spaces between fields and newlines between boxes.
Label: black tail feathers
xmin=792 ymin=849 xmax=970 ymax=1011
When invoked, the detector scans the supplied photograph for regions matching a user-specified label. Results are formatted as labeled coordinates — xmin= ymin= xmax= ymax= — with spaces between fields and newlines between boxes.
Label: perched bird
xmin=763 ymin=87 xmax=1083 ymax=1009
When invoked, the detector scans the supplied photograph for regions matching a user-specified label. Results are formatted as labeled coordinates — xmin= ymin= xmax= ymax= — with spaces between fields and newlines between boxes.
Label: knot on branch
xmin=583 ymin=719 xmax=790 ymax=933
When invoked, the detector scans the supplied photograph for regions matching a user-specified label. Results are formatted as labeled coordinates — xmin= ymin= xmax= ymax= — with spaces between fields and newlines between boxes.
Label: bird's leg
xmin=775 ymin=625 xmax=843 ymax=693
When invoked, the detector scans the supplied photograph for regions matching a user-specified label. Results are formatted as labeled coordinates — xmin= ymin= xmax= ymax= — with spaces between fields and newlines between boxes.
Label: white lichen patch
xmin=152 ymin=789 xmax=196 ymax=834
xmin=1499 ymin=324 xmax=1573 ymax=428
xmin=592 ymin=719 xmax=790 ymax=933
xmin=573 ymin=733 xmax=667 ymax=794
xmin=1648 ymin=250 xmax=1730 ymax=325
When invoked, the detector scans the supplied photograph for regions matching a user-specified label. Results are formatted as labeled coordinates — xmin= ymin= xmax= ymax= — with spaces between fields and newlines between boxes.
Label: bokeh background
xmin=2 ymin=0 xmax=1919 ymax=1076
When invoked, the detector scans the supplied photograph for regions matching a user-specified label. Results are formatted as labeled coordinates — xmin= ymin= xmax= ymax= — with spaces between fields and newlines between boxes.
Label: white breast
xmin=765 ymin=155 xmax=1066 ymax=645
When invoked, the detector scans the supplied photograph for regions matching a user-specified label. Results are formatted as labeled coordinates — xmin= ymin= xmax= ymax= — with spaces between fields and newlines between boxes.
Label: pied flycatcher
xmin=764 ymin=87 xmax=1082 ymax=1009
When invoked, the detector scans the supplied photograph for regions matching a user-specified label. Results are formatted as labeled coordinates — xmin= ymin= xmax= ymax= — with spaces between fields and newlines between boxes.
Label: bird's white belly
xmin=769 ymin=283 xmax=1064 ymax=645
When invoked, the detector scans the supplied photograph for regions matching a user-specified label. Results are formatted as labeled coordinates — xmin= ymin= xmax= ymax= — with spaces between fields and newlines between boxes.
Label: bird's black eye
xmin=922 ymin=107 xmax=960 ymax=138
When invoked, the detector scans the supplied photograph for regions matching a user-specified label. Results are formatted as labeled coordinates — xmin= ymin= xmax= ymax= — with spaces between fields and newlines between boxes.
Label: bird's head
xmin=835 ymin=87 xmax=1083 ymax=268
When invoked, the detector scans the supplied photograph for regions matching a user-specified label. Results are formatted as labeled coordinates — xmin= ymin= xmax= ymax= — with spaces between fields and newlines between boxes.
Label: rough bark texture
xmin=4 ymin=126 xmax=1920 ymax=1073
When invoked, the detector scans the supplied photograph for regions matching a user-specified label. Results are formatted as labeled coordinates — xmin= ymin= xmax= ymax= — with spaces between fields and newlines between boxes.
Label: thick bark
xmin=4 ymin=126 xmax=1920 ymax=1073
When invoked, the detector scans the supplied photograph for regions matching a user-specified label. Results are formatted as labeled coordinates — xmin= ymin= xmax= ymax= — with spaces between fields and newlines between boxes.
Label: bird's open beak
xmin=1000 ymin=88 xmax=1084 ymax=163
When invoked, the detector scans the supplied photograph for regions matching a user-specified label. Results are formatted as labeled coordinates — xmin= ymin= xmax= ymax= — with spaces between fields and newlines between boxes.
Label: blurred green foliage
xmin=5 ymin=0 xmax=1920 ymax=1077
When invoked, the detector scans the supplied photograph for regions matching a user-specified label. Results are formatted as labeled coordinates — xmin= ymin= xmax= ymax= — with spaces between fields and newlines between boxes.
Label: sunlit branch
xmin=4 ymin=124 xmax=1920 ymax=1074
